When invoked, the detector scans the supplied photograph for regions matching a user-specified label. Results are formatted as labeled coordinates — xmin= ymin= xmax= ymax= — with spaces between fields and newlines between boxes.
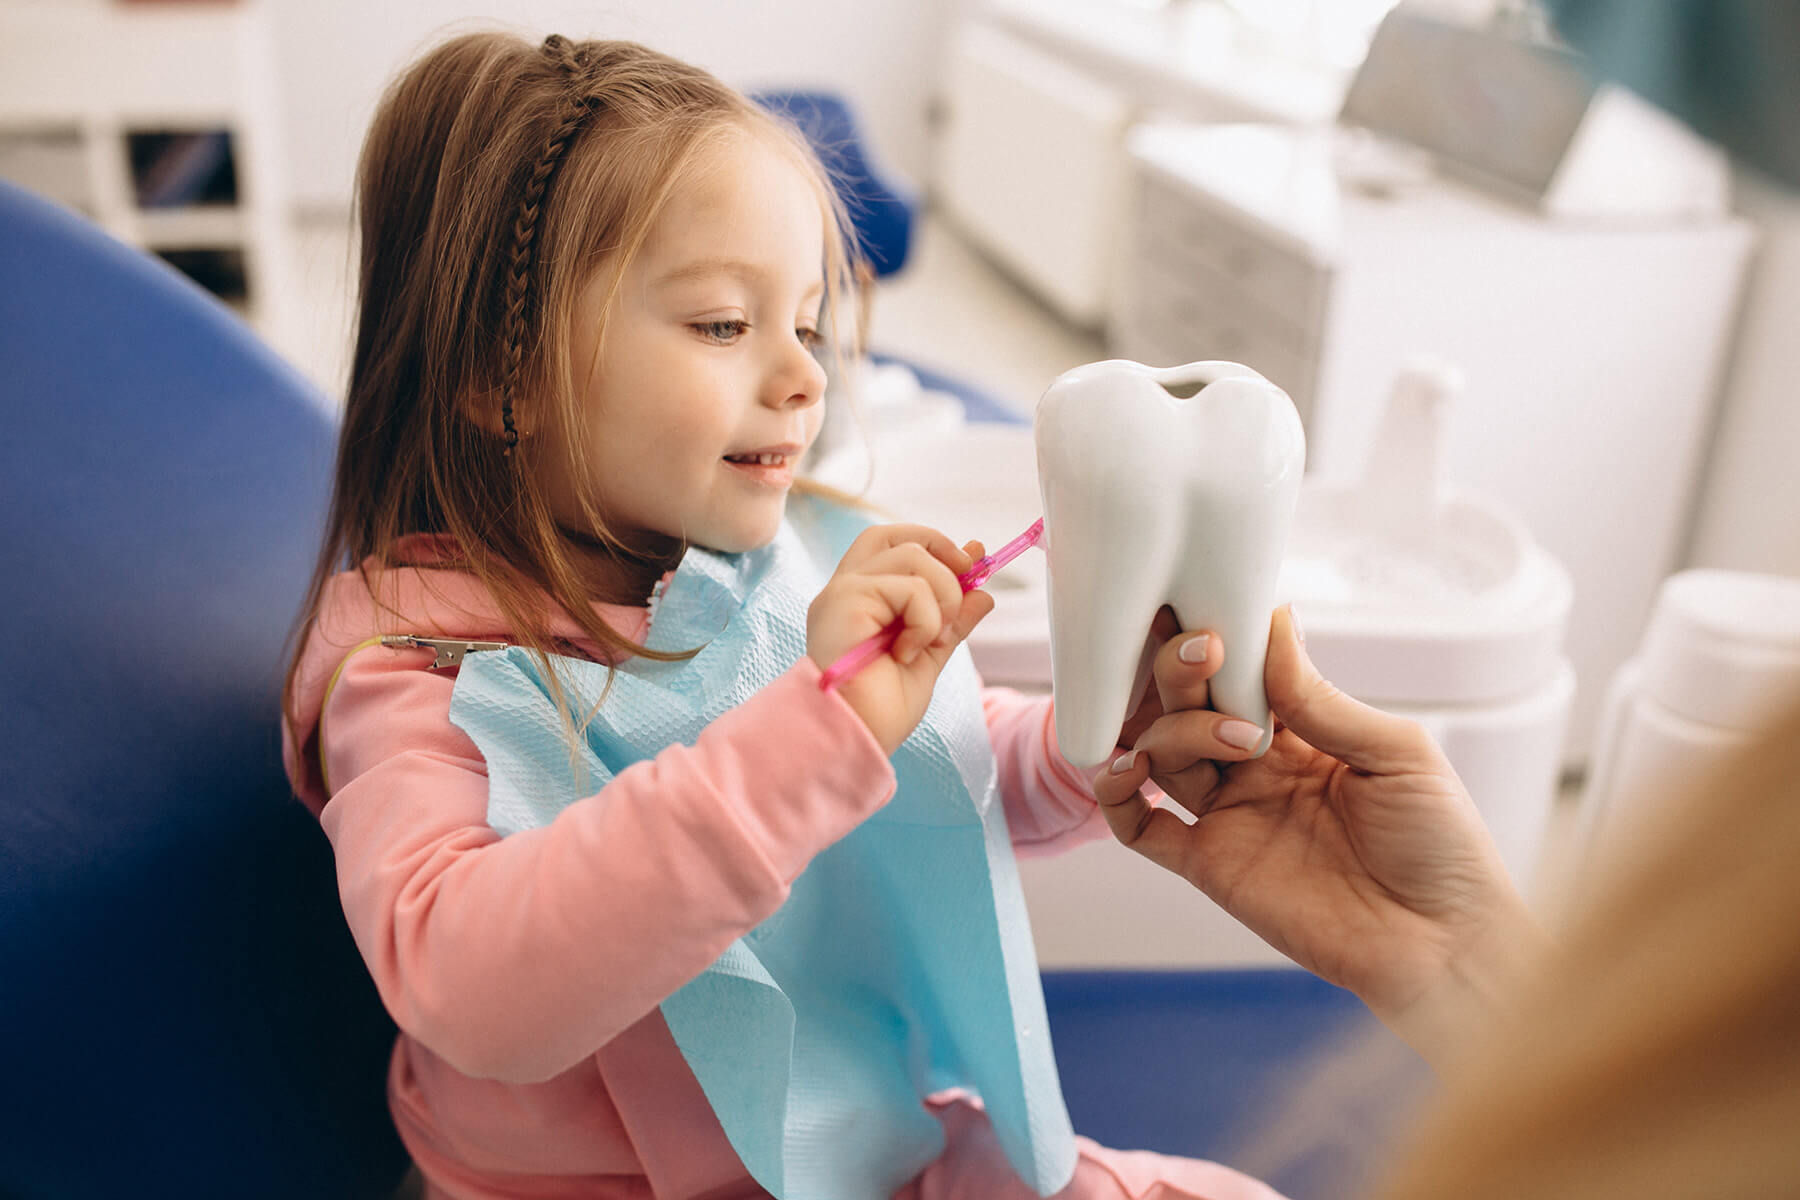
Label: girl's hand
xmin=1092 ymin=607 xmax=1545 ymax=1069
xmin=807 ymin=525 xmax=996 ymax=757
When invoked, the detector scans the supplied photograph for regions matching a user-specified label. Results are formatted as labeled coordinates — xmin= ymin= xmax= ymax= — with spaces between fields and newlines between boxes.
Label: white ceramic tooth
xmin=1035 ymin=360 xmax=1305 ymax=767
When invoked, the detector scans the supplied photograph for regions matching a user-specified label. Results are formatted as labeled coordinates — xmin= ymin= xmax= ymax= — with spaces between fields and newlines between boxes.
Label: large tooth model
xmin=1036 ymin=360 xmax=1305 ymax=767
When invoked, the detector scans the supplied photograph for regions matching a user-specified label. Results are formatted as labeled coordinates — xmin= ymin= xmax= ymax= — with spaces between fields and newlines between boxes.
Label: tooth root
xmin=1042 ymin=461 xmax=1180 ymax=766
xmin=1046 ymin=519 xmax=1178 ymax=767
xmin=1166 ymin=534 xmax=1279 ymax=756
xmin=1037 ymin=361 xmax=1304 ymax=767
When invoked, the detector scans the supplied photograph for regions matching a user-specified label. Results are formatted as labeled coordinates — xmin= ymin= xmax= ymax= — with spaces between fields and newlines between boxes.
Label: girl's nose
xmin=765 ymin=333 xmax=827 ymax=410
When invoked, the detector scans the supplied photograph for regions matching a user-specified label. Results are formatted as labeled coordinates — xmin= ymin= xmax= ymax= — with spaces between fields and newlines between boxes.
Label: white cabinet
xmin=934 ymin=3 xmax=1345 ymax=331
xmin=935 ymin=22 xmax=1135 ymax=329
xmin=1121 ymin=168 xmax=1331 ymax=423
xmin=0 ymin=0 xmax=295 ymax=344
xmin=1114 ymin=123 xmax=1755 ymax=763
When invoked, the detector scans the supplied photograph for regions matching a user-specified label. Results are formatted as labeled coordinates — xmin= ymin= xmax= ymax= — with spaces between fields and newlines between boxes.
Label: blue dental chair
xmin=0 ymin=179 xmax=409 ymax=1199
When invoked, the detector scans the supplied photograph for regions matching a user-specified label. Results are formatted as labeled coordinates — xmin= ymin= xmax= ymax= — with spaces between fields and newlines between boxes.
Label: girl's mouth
xmin=723 ymin=452 xmax=796 ymax=487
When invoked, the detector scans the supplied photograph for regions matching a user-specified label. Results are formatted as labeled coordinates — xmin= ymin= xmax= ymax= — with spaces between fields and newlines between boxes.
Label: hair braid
xmin=499 ymin=35 xmax=602 ymax=456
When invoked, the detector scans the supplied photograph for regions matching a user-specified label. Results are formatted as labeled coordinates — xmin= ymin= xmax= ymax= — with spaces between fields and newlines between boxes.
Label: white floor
xmin=863 ymin=208 xmax=1107 ymax=416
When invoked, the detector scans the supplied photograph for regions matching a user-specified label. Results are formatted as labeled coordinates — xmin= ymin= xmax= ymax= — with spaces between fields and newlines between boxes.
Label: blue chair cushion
xmin=869 ymin=351 xmax=1028 ymax=425
xmin=1043 ymin=969 xmax=1424 ymax=1200
xmin=754 ymin=89 xmax=916 ymax=277
xmin=0 ymin=180 xmax=407 ymax=1199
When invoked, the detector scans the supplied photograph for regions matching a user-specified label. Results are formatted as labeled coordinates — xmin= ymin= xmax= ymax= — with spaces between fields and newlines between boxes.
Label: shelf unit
xmin=0 ymin=0 xmax=295 ymax=341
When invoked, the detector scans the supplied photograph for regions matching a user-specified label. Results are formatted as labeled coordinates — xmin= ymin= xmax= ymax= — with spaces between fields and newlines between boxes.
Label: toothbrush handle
xmin=816 ymin=618 xmax=906 ymax=692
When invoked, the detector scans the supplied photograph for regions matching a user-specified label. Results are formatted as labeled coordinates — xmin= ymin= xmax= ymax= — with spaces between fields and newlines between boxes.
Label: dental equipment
xmin=1037 ymin=360 xmax=1304 ymax=767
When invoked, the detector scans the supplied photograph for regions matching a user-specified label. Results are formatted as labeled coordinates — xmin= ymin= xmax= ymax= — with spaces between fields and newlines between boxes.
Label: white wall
xmin=267 ymin=0 xmax=961 ymax=214
xmin=1684 ymin=170 xmax=1800 ymax=579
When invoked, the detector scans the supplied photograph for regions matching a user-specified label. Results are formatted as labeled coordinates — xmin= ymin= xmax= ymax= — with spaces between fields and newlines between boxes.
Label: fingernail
xmin=1289 ymin=604 xmax=1305 ymax=645
xmin=1216 ymin=719 xmax=1264 ymax=750
xmin=1178 ymin=634 xmax=1210 ymax=665
xmin=1110 ymin=750 xmax=1140 ymax=774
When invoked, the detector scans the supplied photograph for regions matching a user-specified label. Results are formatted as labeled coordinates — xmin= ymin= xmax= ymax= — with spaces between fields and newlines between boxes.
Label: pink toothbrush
xmin=818 ymin=518 xmax=1046 ymax=692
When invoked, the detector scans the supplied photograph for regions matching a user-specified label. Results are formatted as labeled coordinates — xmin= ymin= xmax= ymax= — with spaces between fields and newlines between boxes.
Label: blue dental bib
xmin=447 ymin=496 xmax=1077 ymax=1200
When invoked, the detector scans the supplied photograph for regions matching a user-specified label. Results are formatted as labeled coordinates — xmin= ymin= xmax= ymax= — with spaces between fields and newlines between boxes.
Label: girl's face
xmin=555 ymin=129 xmax=830 ymax=557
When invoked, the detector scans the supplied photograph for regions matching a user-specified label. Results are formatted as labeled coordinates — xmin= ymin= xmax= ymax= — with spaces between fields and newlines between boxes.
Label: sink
xmin=1282 ymin=483 xmax=1571 ymax=704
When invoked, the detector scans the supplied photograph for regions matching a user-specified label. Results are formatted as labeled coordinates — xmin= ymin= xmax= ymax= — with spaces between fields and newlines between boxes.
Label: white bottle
xmin=1577 ymin=569 xmax=1800 ymax=878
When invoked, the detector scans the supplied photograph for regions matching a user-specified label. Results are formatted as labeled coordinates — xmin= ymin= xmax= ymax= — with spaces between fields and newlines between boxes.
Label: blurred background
xmin=9 ymin=4 xmax=1800 ymax=1194
xmin=4 ymin=0 xmax=1796 ymax=963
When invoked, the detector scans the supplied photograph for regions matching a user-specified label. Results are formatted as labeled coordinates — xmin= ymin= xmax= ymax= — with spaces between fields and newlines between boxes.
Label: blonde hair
xmin=284 ymin=31 xmax=864 ymax=737
xmin=1372 ymin=700 xmax=1800 ymax=1199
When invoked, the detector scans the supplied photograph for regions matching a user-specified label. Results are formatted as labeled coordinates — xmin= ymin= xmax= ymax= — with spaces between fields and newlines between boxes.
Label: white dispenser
xmin=1577 ymin=569 xmax=1800 ymax=880
xmin=1279 ymin=361 xmax=1574 ymax=890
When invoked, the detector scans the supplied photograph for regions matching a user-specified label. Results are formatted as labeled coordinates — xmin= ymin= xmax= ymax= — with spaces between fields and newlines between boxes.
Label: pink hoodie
xmin=283 ymin=538 xmax=1113 ymax=1199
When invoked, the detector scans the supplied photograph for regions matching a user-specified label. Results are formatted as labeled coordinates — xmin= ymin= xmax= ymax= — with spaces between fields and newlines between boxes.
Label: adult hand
xmin=1092 ymin=607 xmax=1545 ymax=1068
xmin=1108 ymin=607 xmax=1275 ymax=759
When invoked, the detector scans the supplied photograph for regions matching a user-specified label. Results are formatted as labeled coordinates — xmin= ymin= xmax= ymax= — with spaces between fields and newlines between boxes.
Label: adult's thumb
xmin=1264 ymin=606 xmax=1447 ymax=777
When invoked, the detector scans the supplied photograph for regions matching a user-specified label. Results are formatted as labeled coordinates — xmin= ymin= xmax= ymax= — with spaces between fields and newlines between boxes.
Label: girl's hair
xmin=283 ymin=32 xmax=864 ymax=738
xmin=1370 ymin=698 xmax=1800 ymax=1200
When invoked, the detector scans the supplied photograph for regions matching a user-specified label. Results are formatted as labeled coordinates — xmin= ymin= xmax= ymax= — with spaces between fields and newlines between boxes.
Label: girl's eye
xmin=693 ymin=319 xmax=748 ymax=344
xmin=797 ymin=327 xmax=823 ymax=351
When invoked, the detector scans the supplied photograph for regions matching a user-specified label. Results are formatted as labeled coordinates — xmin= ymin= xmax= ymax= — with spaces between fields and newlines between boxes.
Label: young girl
xmin=283 ymin=31 xmax=1277 ymax=1200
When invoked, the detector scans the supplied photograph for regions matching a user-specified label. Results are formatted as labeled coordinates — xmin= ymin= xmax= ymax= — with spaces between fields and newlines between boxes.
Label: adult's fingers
xmin=1151 ymin=627 xmax=1220 ymax=716
xmin=1133 ymin=708 xmax=1262 ymax=778
xmin=1264 ymin=606 xmax=1447 ymax=777
xmin=1091 ymin=749 xmax=1202 ymax=882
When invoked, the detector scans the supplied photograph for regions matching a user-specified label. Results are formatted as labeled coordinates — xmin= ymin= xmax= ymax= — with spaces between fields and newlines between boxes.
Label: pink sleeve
xmin=980 ymin=685 xmax=1111 ymax=858
xmin=317 ymin=647 xmax=895 ymax=1085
